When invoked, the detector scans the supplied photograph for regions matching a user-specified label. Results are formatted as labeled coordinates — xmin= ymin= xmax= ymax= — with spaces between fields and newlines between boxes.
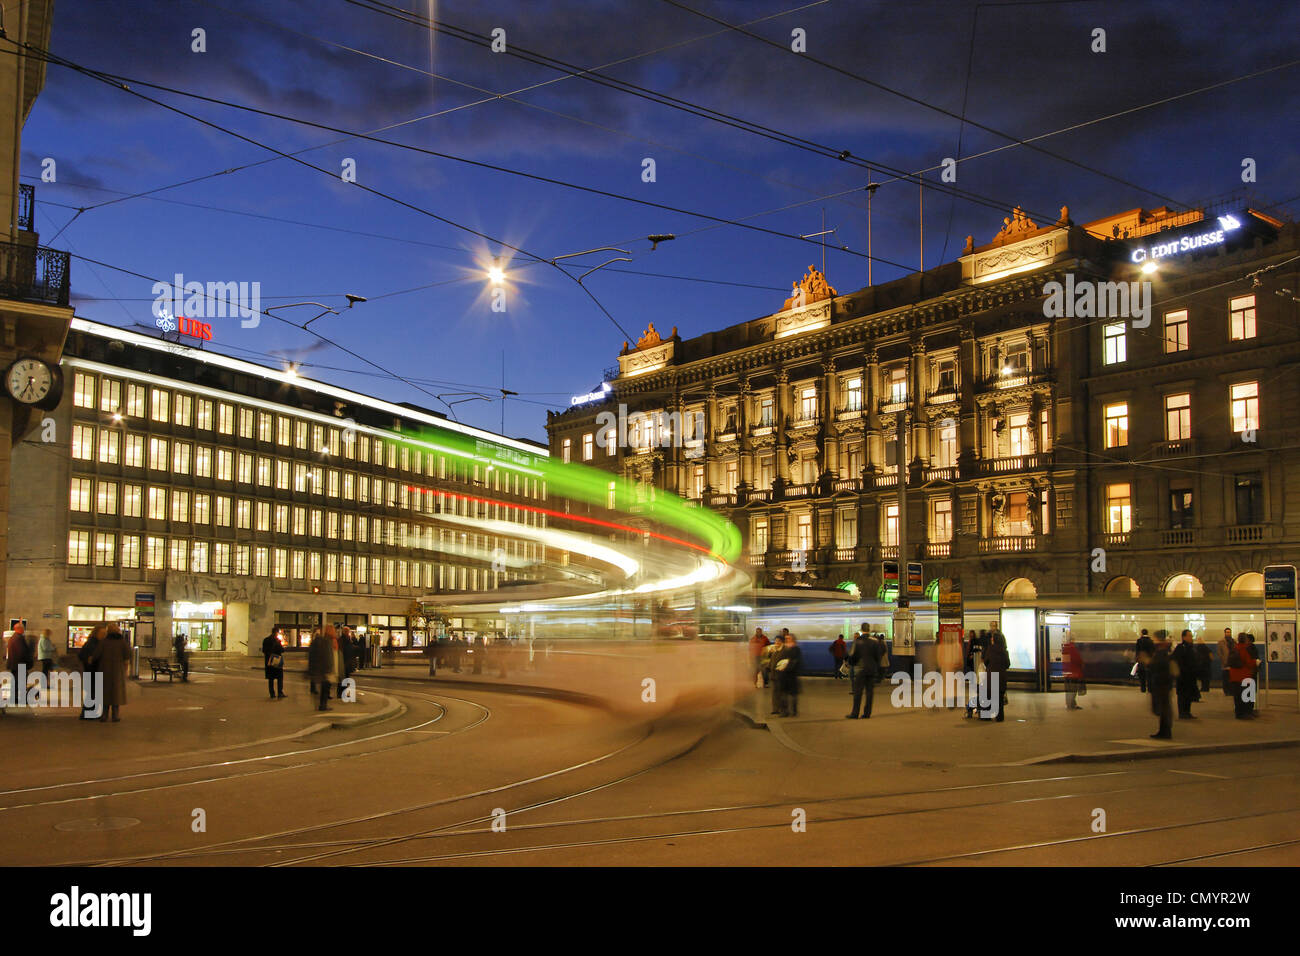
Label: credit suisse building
xmin=547 ymin=203 xmax=1298 ymax=605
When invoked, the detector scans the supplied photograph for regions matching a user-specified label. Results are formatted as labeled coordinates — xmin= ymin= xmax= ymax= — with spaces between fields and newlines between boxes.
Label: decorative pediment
xmin=773 ymin=299 xmax=833 ymax=340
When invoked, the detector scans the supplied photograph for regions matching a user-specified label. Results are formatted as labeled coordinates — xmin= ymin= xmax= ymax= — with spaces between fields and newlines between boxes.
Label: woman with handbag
xmin=263 ymin=628 xmax=286 ymax=700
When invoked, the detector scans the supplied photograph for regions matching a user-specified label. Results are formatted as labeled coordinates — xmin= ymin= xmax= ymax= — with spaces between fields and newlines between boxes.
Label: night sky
xmin=22 ymin=0 xmax=1300 ymax=441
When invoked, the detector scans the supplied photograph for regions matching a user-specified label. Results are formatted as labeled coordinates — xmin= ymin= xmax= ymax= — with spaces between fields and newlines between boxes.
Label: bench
xmin=147 ymin=658 xmax=185 ymax=682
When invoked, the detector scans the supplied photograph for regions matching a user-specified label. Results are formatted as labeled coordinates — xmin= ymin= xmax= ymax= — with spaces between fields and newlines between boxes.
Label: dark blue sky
xmin=23 ymin=0 xmax=1300 ymax=441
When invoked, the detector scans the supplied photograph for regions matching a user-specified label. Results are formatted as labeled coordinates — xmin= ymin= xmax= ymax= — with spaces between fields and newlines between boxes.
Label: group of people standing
xmin=273 ymin=625 xmax=367 ymax=711
xmin=1136 ymin=627 xmax=1261 ymax=738
xmin=750 ymin=628 xmax=803 ymax=716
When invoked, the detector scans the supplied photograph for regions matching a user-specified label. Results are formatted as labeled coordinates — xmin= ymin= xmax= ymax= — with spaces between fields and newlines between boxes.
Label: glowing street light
xmin=487 ymin=257 xmax=506 ymax=286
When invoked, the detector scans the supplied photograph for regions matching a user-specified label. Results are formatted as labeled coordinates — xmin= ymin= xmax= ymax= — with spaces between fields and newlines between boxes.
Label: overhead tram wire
xmin=1 ymin=39 xmax=645 ymax=345
xmin=343 ymin=0 xmax=1179 ymax=240
xmin=655 ymin=0 xmax=1194 ymax=210
xmin=0 ymin=45 xmax=921 ymax=280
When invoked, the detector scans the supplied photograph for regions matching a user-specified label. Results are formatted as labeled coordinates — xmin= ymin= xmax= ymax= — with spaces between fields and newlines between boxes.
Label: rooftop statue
xmin=992 ymin=205 xmax=1039 ymax=244
xmin=781 ymin=264 xmax=839 ymax=311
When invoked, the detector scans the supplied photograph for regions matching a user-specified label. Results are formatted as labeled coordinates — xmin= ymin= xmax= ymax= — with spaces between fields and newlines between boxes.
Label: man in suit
xmin=1145 ymin=636 xmax=1176 ymax=739
xmin=845 ymin=626 xmax=884 ymax=719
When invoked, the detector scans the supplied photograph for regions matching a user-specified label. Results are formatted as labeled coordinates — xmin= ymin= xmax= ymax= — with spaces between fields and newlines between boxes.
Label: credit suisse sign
xmin=1128 ymin=214 xmax=1242 ymax=264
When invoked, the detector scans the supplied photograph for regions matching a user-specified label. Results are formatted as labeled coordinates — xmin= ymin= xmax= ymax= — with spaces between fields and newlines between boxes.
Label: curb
xmin=1026 ymin=736 xmax=1300 ymax=765
xmin=326 ymin=692 xmax=405 ymax=730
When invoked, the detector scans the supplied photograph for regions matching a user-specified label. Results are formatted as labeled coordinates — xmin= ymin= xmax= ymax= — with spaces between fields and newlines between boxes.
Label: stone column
xmin=958 ymin=327 xmax=978 ymax=472
xmin=738 ymin=377 xmax=752 ymax=488
xmin=775 ymin=367 xmax=790 ymax=482
xmin=821 ymin=356 xmax=837 ymax=479
xmin=864 ymin=349 xmax=881 ymax=468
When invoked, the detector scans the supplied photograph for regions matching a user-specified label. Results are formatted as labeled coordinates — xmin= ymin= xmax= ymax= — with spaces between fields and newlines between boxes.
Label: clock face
xmin=6 ymin=358 xmax=53 ymax=405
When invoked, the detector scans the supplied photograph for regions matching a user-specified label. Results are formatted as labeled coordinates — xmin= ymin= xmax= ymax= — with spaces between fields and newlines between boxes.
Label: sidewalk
xmin=736 ymin=677 xmax=1300 ymax=767
xmin=0 ymin=666 xmax=402 ymax=776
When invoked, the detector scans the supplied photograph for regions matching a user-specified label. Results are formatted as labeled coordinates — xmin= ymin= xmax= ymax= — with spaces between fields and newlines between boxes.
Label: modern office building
xmin=547 ymin=200 xmax=1298 ymax=604
xmin=6 ymin=318 xmax=548 ymax=654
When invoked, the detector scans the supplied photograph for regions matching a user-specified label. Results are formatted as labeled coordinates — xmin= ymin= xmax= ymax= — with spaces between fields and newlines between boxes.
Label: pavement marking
xmin=1109 ymin=738 xmax=1174 ymax=747
xmin=1168 ymin=769 xmax=1228 ymax=778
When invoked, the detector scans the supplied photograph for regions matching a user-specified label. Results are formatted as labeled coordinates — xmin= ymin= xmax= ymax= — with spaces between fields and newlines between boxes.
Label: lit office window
xmin=309 ymin=552 xmax=321 ymax=580
xmin=196 ymin=399 xmax=213 ymax=430
xmin=146 ymin=536 xmax=165 ymax=570
xmin=238 ymin=407 xmax=254 ymax=439
xmin=148 ymin=437 xmax=169 ymax=470
xmin=1164 ymin=310 xmax=1189 ymax=353
xmin=1165 ymin=393 xmax=1191 ymax=441
xmin=97 ymin=481 xmax=118 ymax=516
xmin=931 ymin=499 xmax=952 ymax=542
xmin=213 ymin=542 xmax=231 ymax=575
xmin=291 ymin=551 xmax=305 ymax=579
xmin=235 ymin=545 xmax=251 ymax=576
xmin=122 ymin=484 xmax=142 ymax=518
xmin=150 ymin=388 xmax=169 ymax=423
xmin=122 ymin=536 xmax=140 ymax=569
xmin=70 ymin=477 xmax=91 ymax=512
xmin=1106 ymin=483 xmax=1132 ymax=533
xmin=173 ymin=394 xmax=192 ymax=427
xmin=561 ymin=439 xmax=571 ymax=463
xmin=191 ymin=541 xmax=209 ymax=574
xmin=294 ymin=421 xmax=308 ymax=450
xmin=882 ymin=503 xmax=899 ymax=546
xmin=256 ymin=456 xmax=271 ymax=486
xmin=257 ymin=502 xmax=272 ymax=532
xmin=1103 ymin=402 xmax=1129 ymax=448
xmin=277 ymin=416 xmax=290 ymax=445
xmin=194 ymin=493 xmax=211 ymax=524
xmin=169 ymin=538 xmax=189 ymax=572
xmin=171 ymin=490 xmax=190 ymax=523
xmin=124 ymin=434 xmax=143 ymax=469
xmin=1230 ymin=381 xmax=1259 ymax=433
xmin=1103 ymin=322 xmax=1126 ymax=364
xmin=258 ymin=412 xmax=273 ymax=443
xmin=72 ymin=424 xmax=94 ymax=460
xmin=273 ymin=548 xmax=288 ymax=578
xmin=800 ymin=385 xmax=818 ymax=419
xmin=254 ymin=547 xmax=269 ymax=577
xmin=583 ymin=433 xmax=594 ymax=460
xmin=147 ymin=487 xmax=166 ymax=520
xmin=195 ymin=446 xmax=212 ymax=478
xmin=172 ymin=442 xmax=192 ymax=475
xmin=341 ymin=555 xmax=353 ymax=583
xmin=237 ymin=453 xmax=253 ymax=484
xmin=126 ymin=384 xmax=145 ymax=418
xmin=215 ymin=496 xmax=231 ymax=526
xmin=273 ymin=504 xmax=288 ymax=534
xmin=73 ymin=372 xmax=95 ymax=409
xmin=236 ymin=499 xmax=251 ymax=530
xmin=94 ymin=532 xmax=115 ymax=567
xmin=1230 ymin=294 xmax=1256 ymax=341
xmin=796 ymin=513 xmax=813 ymax=551
xmin=217 ymin=403 xmax=234 ymax=434
xmin=293 ymin=507 xmax=306 ymax=536
xmin=216 ymin=450 xmax=233 ymax=481
xmin=844 ymin=376 xmax=862 ymax=411
xmin=99 ymin=378 xmax=121 ymax=413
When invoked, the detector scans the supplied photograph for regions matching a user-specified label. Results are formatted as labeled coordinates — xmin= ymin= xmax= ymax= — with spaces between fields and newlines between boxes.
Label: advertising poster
xmin=1265 ymin=620 xmax=1297 ymax=663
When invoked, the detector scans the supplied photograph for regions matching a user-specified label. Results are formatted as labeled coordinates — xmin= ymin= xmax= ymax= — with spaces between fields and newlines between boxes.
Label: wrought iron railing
xmin=18 ymin=184 xmax=34 ymax=232
xmin=0 ymin=240 xmax=70 ymax=306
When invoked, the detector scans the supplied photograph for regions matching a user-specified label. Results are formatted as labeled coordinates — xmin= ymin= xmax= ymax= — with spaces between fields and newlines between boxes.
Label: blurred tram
xmin=745 ymin=591 xmax=1296 ymax=692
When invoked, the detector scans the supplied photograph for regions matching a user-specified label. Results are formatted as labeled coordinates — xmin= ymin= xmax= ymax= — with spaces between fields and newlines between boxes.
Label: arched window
xmin=1003 ymin=577 xmax=1037 ymax=600
xmin=1163 ymin=573 xmax=1204 ymax=598
xmin=1105 ymin=576 xmax=1140 ymax=597
xmin=1228 ymin=571 xmax=1264 ymax=597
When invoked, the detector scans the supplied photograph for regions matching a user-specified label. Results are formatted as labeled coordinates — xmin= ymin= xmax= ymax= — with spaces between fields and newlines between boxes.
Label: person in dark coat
xmin=767 ymin=634 xmax=786 ymax=715
xmin=845 ymin=628 xmax=884 ymax=719
xmin=77 ymin=625 xmax=105 ymax=720
xmin=1194 ymin=636 xmax=1212 ymax=694
xmin=965 ymin=630 xmax=987 ymax=718
xmin=91 ymin=624 xmax=130 ymax=722
xmin=1145 ymin=637 xmax=1176 ymax=738
xmin=1061 ymin=635 xmax=1084 ymax=711
xmin=1170 ymin=629 xmax=1200 ymax=719
xmin=983 ymin=632 xmax=1010 ymax=721
xmin=776 ymin=633 xmax=803 ymax=717
xmin=173 ymin=631 xmax=190 ymax=682
xmin=262 ymin=628 xmax=286 ymax=699
xmin=1134 ymin=628 xmax=1154 ymax=692
xmin=829 ymin=634 xmax=847 ymax=679
xmin=307 ymin=628 xmax=337 ymax=711
xmin=1229 ymin=633 xmax=1259 ymax=718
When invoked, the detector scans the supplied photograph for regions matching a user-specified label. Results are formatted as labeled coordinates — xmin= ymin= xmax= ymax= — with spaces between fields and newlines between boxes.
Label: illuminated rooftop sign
xmin=571 ymin=382 xmax=612 ymax=406
xmin=1129 ymin=214 xmax=1242 ymax=264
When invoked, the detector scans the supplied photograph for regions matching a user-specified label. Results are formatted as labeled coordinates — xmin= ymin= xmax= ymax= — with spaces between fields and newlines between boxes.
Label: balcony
xmin=789 ymin=414 xmax=819 ymax=430
xmin=978 ymin=535 xmax=1039 ymax=554
xmin=923 ymin=466 xmax=959 ymax=482
xmin=977 ymin=452 xmax=1052 ymax=475
xmin=784 ymin=482 xmax=813 ymax=498
xmin=870 ymin=471 xmax=899 ymax=489
xmin=0 ymin=240 xmax=71 ymax=306
xmin=602 ymin=365 xmax=619 ymax=381
xmin=879 ymin=545 xmax=899 ymax=560
xmin=926 ymin=385 xmax=958 ymax=405
xmin=747 ymin=488 xmax=773 ymax=503
xmin=1226 ymin=524 xmax=1266 ymax=544
xmin=835 ymin=404 xmax=864 ymax=421
xmin=750 ymin=422 xmax=776 ymax=438
xmin=714 ymin=427 xmax=738 ymax=442
xmin=878 ymin=394 xmax=908 ymax=414
xmin=979 ymin=368 xmax=1052 ymax=392
xmin=706 ymin=492 xmax=736 ymax=507
xmin=1161 ymin=528 xmax=1198 ymax=547
xmin=926 ymin=541 xmax=952 ymax=558
xmin=832 ymin=546 xmax=866 ymax=563
xmin=1152 ymin=439 xmax=1196 ymax=458
xmin=1100 ymin=532 xmax=1131 ymax=548
xmin=832 ymin=478 xmax=861 ymax=493
xmin=18 ymin=183 xmax=34 ymax=232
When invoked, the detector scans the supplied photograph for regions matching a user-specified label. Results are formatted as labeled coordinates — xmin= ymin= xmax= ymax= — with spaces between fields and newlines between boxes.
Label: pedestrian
xmin=766 ymin=633 xmax=786 ymax=715
xmin=748 ymin=627 xmax=769 ymax=686
xmin=335 ymin=625 xmax=352 ymax=701
xmin=263 ymin=628 xmax=286 ymax=700
xmin=351 ymin=628 xmax=365 ymax=670
xmin=1194 ymin=634 xmax=1212 ymax=695
xmin=845 ymin=626 xmax=884 ymax=719
xmin=935 ymin=626 xmax=964 ymax=707
xmin=307 ymin=627 xmax=322 ymax=695
xmin=91 ymin=624 xmax=129 ymax=722
xmin=173 ymin=631 xmax=190 ymax=682
xmin=1218 ymin=627 xmax=1235 ymax=697
xmin=1061 ymin=634 xmax=1084 ymax=710
xmin=776 ymin=632 xmax=802 ymax=717
xmin=983 ymin=632 xmax=1010 ymax=721
xmin=37 ymin=629 xmax=56 ymax=677
xmin=1145 ymin=635 xmax=1175 ymax=739
xmin=426 ymin=637 xmax=439 ymax=677
xmin=830 ymin=633 xmax=847 ymax=679
xmin=77 ymin=625 xmax=104 ymax=720
xmin=6 ymin=623 xmax=28 ymax=685
xmin=1229 ymin=632 xmax=1259 ymax=719
xmin=1171 ymin=629 xmax=1200 ymax=719
xmin=308 ymin=626 xmax=337 ymax=712
xmin=963 ymin=630 xmax=981 ymax=718
xmin=1134 ymin=628 xmax=1154 ymax=692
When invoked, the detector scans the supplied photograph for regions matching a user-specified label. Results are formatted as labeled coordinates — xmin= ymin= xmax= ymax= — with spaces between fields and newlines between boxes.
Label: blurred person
xmin=963 ymin=630 xmax=982 ymax=718
xmin=1229 ymin=633 xmax=1259 ymax=719
xmin=983 ymin=632 xmax=1010 ymax=722
xmin=1171 ymin=629 xmax=1200 ymax=719
xmin=6 ymin=623 xmax=28 ymax=685
xmin=1061 ymin=633 xmax=1084 ymax=711
xmin=935 ymin=626 xmax=964 ymax=707
xmin=263 ymin=628 xmax=286 ymax=700
xmin=308 ymin=627 xmax=337 ymax=712
xmin=1218 ymin=627 xmax=1236 ymax=697
xmin=426 ymin=637 xmax=439 ymax=677
xmin=308 ymin=627 xmax=322 ymax=695
xmin=37 ymin=629 xmax=56 ymax=677
xmin=333 ymin=626 xmax=350 ymax=701
xmin=1145 ymin=635 xmax=1175 ymax=739
xmin=749 ymin=628 xmax=770 ymax=685
xmin=1134 ymin=628 xmax=1154 ymax=692
xmin=845 ymin=627 xmax=884 ymax=719
xmin=776 ymin=632 xmax=802 ymax=717
xmin=1194 ymin=634 xmax=1212 ymax=694
xmin=766 ymin=634 xmax=786 ymax=715
xmin=338 ymin=626 xmax=357 ymax=699
xmin=91 ymin=624 xmax=129 ymax=722
xmin=77 ymin=625 xmax=105 ymax=720
xmin=830 ymin=633 xmax=847 ymax=679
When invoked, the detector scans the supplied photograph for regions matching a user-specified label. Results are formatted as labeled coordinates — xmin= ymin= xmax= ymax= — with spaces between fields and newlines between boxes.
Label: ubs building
xmin=7 ymin=318 xmax=548 ymax=656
